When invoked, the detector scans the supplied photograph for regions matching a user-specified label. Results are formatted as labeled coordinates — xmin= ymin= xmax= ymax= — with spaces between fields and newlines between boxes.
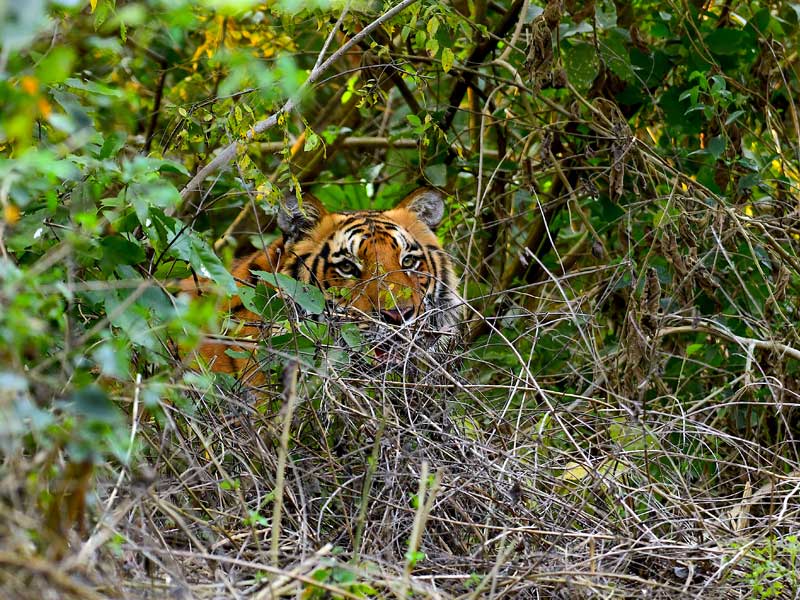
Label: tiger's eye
xmin=336 ymin=260 xmax=358 ymax=277
xmin=401 ymin=255 xmax=421 ymax=270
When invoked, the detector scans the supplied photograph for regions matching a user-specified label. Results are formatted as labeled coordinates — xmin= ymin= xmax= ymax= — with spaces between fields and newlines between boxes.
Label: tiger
xmin=182 ymin=186 xmax=462 ymax=385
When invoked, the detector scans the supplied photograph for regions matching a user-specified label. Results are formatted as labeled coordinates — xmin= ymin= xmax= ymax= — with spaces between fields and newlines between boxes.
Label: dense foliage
xmin=2 ymin=0 xmax=800 ymax=597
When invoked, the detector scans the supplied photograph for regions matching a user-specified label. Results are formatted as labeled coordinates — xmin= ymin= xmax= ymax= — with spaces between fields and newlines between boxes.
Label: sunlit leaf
xmin=251 ymin=271 xmax=325 ymax=315
xmin=441 ymin=47 xmax=454 ymax=73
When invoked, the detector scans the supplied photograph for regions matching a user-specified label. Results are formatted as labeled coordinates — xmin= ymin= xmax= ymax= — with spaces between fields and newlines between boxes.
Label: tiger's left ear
xmin=278 ymin=191 xmax=327 ymax=242
xmin=395 ymin=187 xmax=445 ymax=230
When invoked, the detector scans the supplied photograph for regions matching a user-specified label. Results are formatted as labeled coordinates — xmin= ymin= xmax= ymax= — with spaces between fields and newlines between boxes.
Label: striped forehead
xmin=330 ymin=214 xmax=410 ymax=256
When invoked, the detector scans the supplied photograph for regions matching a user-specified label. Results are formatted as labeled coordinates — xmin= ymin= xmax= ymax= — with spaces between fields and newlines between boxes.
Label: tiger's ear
xmin=277 ymin=192 xmax=327 ymax=242
xmin=395 ymin=187 xmax=445 ymax=230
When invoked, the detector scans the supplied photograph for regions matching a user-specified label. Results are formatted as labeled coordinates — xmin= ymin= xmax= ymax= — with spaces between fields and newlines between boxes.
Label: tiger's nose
xmin=380 ymin=306 xmax=414 ymax=325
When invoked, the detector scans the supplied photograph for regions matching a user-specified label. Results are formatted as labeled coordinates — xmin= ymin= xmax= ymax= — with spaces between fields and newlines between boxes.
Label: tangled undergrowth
xmin=5 ymin=165 xmax=800 ymax=598
xmin=3 ymin=0 xmax=800 ymax=598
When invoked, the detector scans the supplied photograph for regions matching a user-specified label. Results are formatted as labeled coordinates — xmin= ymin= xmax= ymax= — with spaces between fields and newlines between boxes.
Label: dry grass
xmin=3 ymin=170 xmax=800 ymax=599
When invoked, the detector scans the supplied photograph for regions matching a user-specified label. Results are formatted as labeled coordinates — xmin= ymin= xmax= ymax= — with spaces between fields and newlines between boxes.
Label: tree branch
xmin=256 ymin=136 xmax=498 ymax=157
xmin=657 ymin=322 xmax=800 ymax=362
xmin=179 ymin=0 xmax=421 ymax=201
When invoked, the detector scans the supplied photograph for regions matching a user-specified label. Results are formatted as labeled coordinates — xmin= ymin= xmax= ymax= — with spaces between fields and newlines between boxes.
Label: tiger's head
xmin=274 ymin=187 xmax=461 ymax=362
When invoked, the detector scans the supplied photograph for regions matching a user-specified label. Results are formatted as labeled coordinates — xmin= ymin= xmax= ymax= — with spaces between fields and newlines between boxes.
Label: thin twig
xmin=272 ymin=360 xmax=300 ymax=566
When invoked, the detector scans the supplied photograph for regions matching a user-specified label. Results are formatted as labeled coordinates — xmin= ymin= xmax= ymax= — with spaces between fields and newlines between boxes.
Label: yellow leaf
xmin=20 ymin=76 xmax=38 ymax=95
xmin=562 ymin=461 xmax=589 ymax=482
xmin=441 ymin=47 xmax=454 ymax=74
xmin=37 ymin=98 xmax=52 ymax=117
xmin=90 ymin=0 xmax=97 ymax=12
xmin=3 ymin=204 xmax=20 ymax=225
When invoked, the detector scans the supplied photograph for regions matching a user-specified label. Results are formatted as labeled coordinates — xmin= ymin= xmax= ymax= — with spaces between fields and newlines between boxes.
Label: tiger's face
xmin=274 ymin=187 xmax=461 ymax=362
xmin=185 ymin=187 xmax=461 ymax=380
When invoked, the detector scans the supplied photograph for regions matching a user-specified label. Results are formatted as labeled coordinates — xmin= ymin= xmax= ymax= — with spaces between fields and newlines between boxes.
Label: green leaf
xmin=704 ymin=28 xmax=749 ymax=56
xmin=340 ymin=323 xmax=363 ymax=349
xmin=0 ymin=2 xmax=48 ymax=51
xmin=332 ymin=566 xmax=356 ymax=584
xmin=630 ymin=48 xmax=671 ymax=88
xmin=560 ymin=22 xmax=594 ymax=38
xmin=244 ymin=511 xmax=269 ymax=526
xmin=0 ymin=373 xmax=53 ymax=440
xmin=563 ymin=42 xmax=599 ymax=92
xmin=37 ymin=47 xmax=76 ymax=84
xmin=185 ymin=240 xmax=236 ymax=295
xmin=737 ymin=172 xmax=761 ymax=192
xmin=350 ymin=582 xmax=378 ymax=595
xmin=99 ymin=132 xmax=127 ymax=160
xmin=602 ymin=29 xmax=635 ymax=82
xmin=129 ymin=181 xmax=181 ymax=224
xmin=238 ymin=284 xmax=287 ymax=320
xmin=251 ymin=271 xmax=325 ymax=315
xmin=93 ymin=340 xmax=131 ymax=379
xmin=313 ymin=183 xmax=379 ymax=211
xmin=526 ymin=5 xmax=544 ymax=22
xmin=145 ymin=209 xmax=236 ymax=294
xmin=724 ymin=110 xmax=745 ymax=125
xmin=405 ymin=550 xmax=426 ymax=567
xmin=100 ymin=235 xmax=145 ymax=273
xmin=64 ymin=77 xmax=126 ymax=98
xmin=707 ymin=136 xmax=726 ymax=160
xmin=304 ymin=130 xmax=320 ymax=152
xmin=678 ymin=88 xmax=697 ymax=104
xmin=595 ymin=0 xmax=617 ymax=29
xmin=154 ymin=159 xmax=190 ymax=177
xmin=658 ymin=86 xmax=703 ymax=133
xmin=747 ymin=8 xmax=772 ymax=35
xmin=68 ymin=386 xmax=124 ymax=424
xmin=424 ymin=163 xmax=447 ymax=187
xmin=427 ymin=15 xmax=439 ymax=37
xmin=103 ymin=288 xmax=159 ymax=351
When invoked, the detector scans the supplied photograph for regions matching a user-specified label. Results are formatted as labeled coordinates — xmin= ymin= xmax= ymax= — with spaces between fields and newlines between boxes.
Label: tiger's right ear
xmin=277 ymin=192 xmax=327 ymax=242
xmin=395 ymin=187 xmax=445 ymax=230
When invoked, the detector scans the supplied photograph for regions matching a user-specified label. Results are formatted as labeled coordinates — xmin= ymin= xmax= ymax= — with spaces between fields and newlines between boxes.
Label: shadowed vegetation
xmin=2 ymin=0 xmax=800 ymax=597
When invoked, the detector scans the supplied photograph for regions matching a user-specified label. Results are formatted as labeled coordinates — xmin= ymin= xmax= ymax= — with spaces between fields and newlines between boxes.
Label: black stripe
xmin=431 ymin=255 xmax=443 ymax=285
xmin=310 ymin=255 xmax=322 ymax=278
xmin=310 ymin=242 xmax=330 ymax=279
xmin=246 ymin=258 xmax=261 ymax=287
xmin=290 ymin=258 xmax=303 ymax=280
xmin=342 ymin=226 xmax=368 ymax=238
xmin=341 ymin=217 xmax=367 ymax=228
